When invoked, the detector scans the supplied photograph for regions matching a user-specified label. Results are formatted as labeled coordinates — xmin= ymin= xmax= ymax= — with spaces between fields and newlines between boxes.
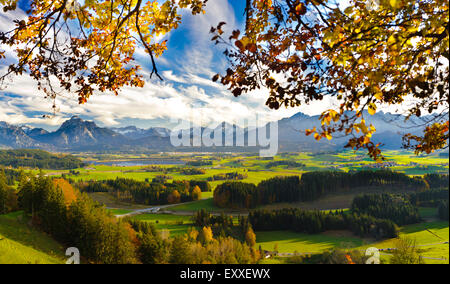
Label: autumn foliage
xmin=212 ymin=0 xmax=449 ymax=160
xmin=53 ymin=178 xmax=77 ymax=205
xmin=0 ymin=0 xmax=207 ymax=104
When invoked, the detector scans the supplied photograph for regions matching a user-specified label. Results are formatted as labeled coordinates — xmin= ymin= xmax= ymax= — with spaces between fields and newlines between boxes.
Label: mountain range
xmin=0 ymin=112 xmax=435 ymax=153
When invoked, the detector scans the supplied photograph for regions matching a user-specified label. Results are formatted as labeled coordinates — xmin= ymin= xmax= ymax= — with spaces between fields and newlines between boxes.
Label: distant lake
xmin=90 ymin=160 xmax=186 ymax=167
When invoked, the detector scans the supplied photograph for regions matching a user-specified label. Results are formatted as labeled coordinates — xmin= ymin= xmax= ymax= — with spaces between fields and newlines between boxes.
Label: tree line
xmin=248 ymin=208 xmax=398 ymax=240
xmin=408 ymin=188 xmax=449 ymax=207
xmin=18 ymin=176 xmax=138 ymax=263
xmin=0 ymin=170 xmax=18 ymax=214
xmin=406 ymin=188 xmax=448 ymax=221
xmin=189 ymin=180 xmax=212 ymax=192
xmin=179 ymin=168 xmax=206 ymax=175
xmin=0 ymin=149 xmax=85 ymax=169
xmin=76 ymin=178 xmax=203 ymax=205
xmin=351 ymin=194 xmax=421 ymax=226
xmin=265 ymin=160 xmax=306 ymax=169
xmin=193 ymin=209 xmax=256 ymax=245
xmin=207 ymin=172 xmax=248 ymax=181
xmin=186 ymin=160 xmax=213 ymax=167
xmin=0 ymin=167 xmax=23 ymax=185
xmin=438 ymin=201 xmax=449 ymax=221
xmin=424 ymin=174 xmax=449 ymax=189
xmin=214 ymin=170 xmax=434 ymax=209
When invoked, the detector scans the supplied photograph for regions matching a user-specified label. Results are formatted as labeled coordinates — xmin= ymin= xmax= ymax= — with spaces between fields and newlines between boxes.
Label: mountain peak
xmin=290 ymin=112 xmax=310 ymax=119
xmin=1 ymin=112 xmax=431 ymax=152
xmin=59 ymin=116 xmax=96 ymax=131
xmin=0 ymin=121 xmax=11 ymax=128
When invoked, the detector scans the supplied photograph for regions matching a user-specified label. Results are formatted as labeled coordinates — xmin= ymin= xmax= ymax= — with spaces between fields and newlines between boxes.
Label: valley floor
xmin=1 ymin=150 xmax=448 ymax=264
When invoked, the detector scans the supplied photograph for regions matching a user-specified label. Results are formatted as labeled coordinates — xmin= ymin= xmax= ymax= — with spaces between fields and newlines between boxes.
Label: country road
xmin=112 ymin=200 xmax=200 ymax=218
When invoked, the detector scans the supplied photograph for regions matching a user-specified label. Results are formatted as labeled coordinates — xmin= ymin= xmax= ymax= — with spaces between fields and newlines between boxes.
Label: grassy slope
xmin=257 ymin=221 xmax=449 ymax=264
xmin=0 ymin=212 xmax=66 ymax=264
xmin=132 ymin=214 xmax=195 ymax=237
xmin=169 ymin=198 xmax=220 ymax=212
xmin=361 ymin=221 xmax=449 ymax=264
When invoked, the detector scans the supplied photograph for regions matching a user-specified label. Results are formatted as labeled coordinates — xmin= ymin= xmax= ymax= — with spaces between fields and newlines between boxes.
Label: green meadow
xmin=256 ymin=230 xmax=367 ymax=254
xmin=5 ymin=150 xmax=447 ymax=264
xmin=131 ymin=214 xmax=195 ymax=237
xmin=0 ymin=212 xmax=66 ymax=264
xmin=359 ymin=221 xmax=449 ymax=264
xmin=49 ymin=150 xmax=448 ymax=185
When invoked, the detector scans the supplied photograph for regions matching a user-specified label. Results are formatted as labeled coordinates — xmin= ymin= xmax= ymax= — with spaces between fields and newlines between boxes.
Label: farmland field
xmin=131 ymin=214 xmax=195 ymax=237
xmin=2 ymin=150 xmax=448 ymax=264
xmin=47 ymin=150 xmax=449 ymax=214
xmin=359 ymin=221 xmax=449 ymax=264
xmin=47 ymin=150 xmax=448 ymax=184
xmin=256 ymin=230 xmax=368 ymax=254
xmin=64 ymin=151 xmax=448 ymax=264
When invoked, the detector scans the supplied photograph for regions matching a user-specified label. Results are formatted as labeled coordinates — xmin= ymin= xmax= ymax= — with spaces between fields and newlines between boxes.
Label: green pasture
xmin=168 ymin=198 xmax=219 ymax=212
xmin=256 ymin=230 xmax=367 ymax=254
xmin=131 ymin=214 xmax=195 ymax=237
xmin=358 ymin=221 xmax=449 ymax=264
xmin=0 ymin=211 xmax=66 ymax=264
xmin=48 ymin=150 xmax=447 ymax=187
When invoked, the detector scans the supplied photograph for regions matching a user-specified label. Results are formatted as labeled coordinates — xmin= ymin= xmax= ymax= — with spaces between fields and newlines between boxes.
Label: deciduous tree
xmin=212 ymin=0 xmax=449 ymax=159
xmin=0 ymin=0 xmax=207 ymax=105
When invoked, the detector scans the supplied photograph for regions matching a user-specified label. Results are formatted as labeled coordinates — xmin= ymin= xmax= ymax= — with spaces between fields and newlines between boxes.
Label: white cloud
xmin=0 ymin=0 xmax=361 ymax=131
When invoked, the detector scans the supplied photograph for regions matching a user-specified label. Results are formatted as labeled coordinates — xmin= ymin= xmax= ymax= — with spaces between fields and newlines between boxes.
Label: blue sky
xmin=0 ymin=0 xmax=339 ymax=131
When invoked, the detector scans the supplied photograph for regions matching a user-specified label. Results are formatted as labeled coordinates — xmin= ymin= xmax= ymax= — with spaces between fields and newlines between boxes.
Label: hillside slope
xmin=0 ymin=212 xmax=66 ymax=264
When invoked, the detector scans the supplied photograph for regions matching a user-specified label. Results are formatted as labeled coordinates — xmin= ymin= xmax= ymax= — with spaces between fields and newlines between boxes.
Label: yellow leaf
xmin=390 ymin=0 xmax=400 ymax=8
xmin=240 ymin=37 xmax=251 ymax=48
xmin=368 ymin=103 xmax=377 ymax=115
xmin=360 ymin=122 xmax=369 ymax=134
xmin=375 ymin=92 xmax=383 ymax=100
xmin=387 ymin=35 xmax=396 ymax=45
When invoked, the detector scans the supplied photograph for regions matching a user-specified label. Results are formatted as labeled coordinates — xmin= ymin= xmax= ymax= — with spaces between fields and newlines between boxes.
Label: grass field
xmin=88 ymin=192 xmax=151 ymax=210
xmin=358 ymin=221 xmax=449 ymax=264
xmin=166 ymin=187 xmax=417 ymax=214
xmin=168 ymin=198 xmax=218 ymax=212
xmin=131 ymin=214 xmax=195 ymax=237
xmin=256 ymin=230 xmax=368 ymax=254
xmin=0 ymin=211 xmax=66 ymax=264
xmin=42 ymin=150 xmax=448 ymax=215
xmin=256 ymin=220 xmax=449 ymax=264
xmin=46 ymin=150 xmax=448 ymax=187
xmin=15 ymin=150 xmax=447 ymax=264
